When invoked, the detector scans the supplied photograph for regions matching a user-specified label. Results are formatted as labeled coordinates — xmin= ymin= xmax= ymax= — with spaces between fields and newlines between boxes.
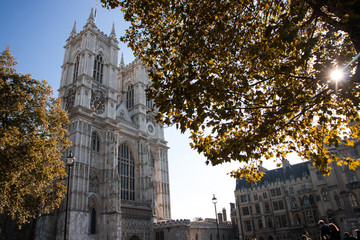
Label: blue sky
xmin=1 ymin=0 xmax=283 ymax=221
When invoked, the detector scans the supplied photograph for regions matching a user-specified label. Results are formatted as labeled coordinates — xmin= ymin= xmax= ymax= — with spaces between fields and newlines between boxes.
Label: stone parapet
xmin=154 ymin=219 xmax=191 ymax=228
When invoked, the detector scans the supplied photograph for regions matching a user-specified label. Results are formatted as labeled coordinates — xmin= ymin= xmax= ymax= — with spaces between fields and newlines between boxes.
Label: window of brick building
xmin=255 ymin=203 xmax=261 ymax=214
xmin=240 ymin=195 xmax=248 ymax=203
xmin=244 ymin=220 xmax=252 ymax=232
xmin=271 ymin=188 xmax=281 ymax=197
xmin=265 ymin=202 xmax=270 ymax=212
xmin=242 ymin=206 xmax=250 ymax=215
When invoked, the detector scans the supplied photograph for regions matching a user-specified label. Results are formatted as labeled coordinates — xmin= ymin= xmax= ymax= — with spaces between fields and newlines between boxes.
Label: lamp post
xmin=212 ymin=194 xmax=220 ymax=240
xmin=64 ymin=151 xmax=75 ymax=240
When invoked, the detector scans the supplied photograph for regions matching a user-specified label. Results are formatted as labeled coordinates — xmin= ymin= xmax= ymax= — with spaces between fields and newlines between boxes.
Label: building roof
xmin=235 ymin=161 xmax=310 ymax=190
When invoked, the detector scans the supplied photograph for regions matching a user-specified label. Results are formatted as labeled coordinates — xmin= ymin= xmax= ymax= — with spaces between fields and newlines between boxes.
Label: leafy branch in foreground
xmin=102 ymin=0 xmax=360 ymax=182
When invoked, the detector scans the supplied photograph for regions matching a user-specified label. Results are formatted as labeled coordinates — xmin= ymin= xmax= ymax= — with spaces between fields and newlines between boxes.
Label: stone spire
xmin=110 ymin=22 xmax=116 ymax=39
xmin=111 ymin=22 xmax=116 ymax=35
xmin=70 ymin=21 xmax=76 ymax=36
xmin=87 ymin=8 xmax=95 ymax=25
xmin=120 ymin=53 xmax=125 ymax=67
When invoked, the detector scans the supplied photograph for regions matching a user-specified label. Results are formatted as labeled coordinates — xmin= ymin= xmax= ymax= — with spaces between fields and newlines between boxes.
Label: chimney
xmin=222 ymin=208 xmax=227 ymax=222
xmin=218 ymin=212 xmax=223 ymax=223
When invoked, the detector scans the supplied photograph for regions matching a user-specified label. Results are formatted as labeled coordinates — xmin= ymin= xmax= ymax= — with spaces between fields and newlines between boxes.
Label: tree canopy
xmin=0 ymin=47 xmax=71 ymax=224
xmin=102 ymin=0 xmax=360 ymax=181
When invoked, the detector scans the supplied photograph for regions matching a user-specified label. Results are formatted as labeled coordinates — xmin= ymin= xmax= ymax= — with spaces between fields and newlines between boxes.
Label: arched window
xmin=322 ymin=189 xmax=329 ymax=201
xmin=119 ymin=144 xmax=135 ymax=201
xmin=126 ymin=84 xmax=134 ymax=109
xmin=73 ymin=55 xmax=80 ymax=82
xmin=151 ymin=154 xmax=155 ymax=168
xmin=91 ymin=132 xmax=100 ymax=152
xmin=267 ymin=218 xmax=273 ymax=228
xmin=303 ymin=196 xmax=310 ymax=206
xmin=349 ymin=193 xmax=358 ymax=207
xmin=292 ymin=198 xmax=297 ymax=208
xmin=195 ymin=234 xmax=198 ymax=240
xmin=90 ymin=208 xmax=96 ymax=234
xmin=93 ymin=54 xmax=103 ymax=83
xmin=258 ymin=219 xmax=263 ymax=229
xmin=146 ymin=85 xmax=153 ymax=109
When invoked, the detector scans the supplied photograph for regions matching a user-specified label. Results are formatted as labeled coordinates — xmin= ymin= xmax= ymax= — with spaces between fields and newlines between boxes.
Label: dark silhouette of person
xmin=344 ymin=232 xmax=356 ymax=240
xmin=328 ymin=223 xmax=341 ymax=240
xmin=318 ymin=220 xmax=330 ymax=239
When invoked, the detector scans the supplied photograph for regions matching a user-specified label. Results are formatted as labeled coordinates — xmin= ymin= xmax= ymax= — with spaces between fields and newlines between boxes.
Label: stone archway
xmin=129 ymin=235 xmax=141 ymax=240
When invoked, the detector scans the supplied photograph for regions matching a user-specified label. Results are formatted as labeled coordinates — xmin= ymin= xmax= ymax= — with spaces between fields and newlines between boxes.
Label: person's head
xmin=302 ymin=235 xmax=308 ymax=240
xmin=355 ymin=229 xmax=360 ymax=236
xmin=318 ymin=220 xmax=325 ymax=226
xmin=328 ymin=223 xmax=339 ymax=232
xmin=303 ymin=231 xmax=309 ymax=236
xmin=344 ymin=232 xmax=350 ymax=237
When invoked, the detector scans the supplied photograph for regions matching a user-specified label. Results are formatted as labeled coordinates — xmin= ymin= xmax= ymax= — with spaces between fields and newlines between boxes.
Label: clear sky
xmin=0 ymin=0 xmax=291 ymax=221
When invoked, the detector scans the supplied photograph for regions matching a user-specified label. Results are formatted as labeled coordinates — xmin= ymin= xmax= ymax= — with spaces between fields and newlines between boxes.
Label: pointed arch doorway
xmin=129 ymin=235 xmax=141 ymax=240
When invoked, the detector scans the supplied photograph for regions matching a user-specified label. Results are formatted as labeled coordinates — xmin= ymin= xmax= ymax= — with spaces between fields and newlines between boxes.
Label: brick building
xmin=234 ymin=141 xmax=360 ymax=240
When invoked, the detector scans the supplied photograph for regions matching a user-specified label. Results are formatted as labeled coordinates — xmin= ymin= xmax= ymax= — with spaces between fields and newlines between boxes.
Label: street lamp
xmin=212 ymin=194 xmax=220 ymax=240
xmin=64 ymin=151 xmax=75 ymax=240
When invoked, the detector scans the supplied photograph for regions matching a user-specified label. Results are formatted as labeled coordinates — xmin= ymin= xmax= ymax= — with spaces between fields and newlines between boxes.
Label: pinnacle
xmin=71 ymin=21 xmax=76 ymax=34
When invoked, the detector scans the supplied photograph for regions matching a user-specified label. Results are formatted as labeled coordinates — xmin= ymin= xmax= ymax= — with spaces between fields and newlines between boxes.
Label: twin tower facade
xmin=35 ymin=10 xmax=171 ymax=240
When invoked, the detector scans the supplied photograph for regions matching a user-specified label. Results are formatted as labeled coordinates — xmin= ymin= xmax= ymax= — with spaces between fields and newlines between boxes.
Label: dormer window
xmin=93 ymin=54 xmax=103 ymax=83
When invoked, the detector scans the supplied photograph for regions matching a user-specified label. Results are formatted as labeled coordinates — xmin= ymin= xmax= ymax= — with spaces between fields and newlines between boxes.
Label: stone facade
xmin=153 ymin=219 xmax=237 ymax=240
xmin=234 ymin=141 xmax=360 ymax=240
xmin=34 ymin=9 xmax=170 ymax=240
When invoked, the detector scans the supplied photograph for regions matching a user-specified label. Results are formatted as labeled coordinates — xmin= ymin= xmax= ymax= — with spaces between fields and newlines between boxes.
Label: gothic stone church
xmin=34 ymin=10 xmax=171 ymax=240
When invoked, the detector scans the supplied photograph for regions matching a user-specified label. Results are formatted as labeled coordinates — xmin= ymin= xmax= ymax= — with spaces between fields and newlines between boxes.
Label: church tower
xmin=35 ymin=9 xmax=171 ymax=240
